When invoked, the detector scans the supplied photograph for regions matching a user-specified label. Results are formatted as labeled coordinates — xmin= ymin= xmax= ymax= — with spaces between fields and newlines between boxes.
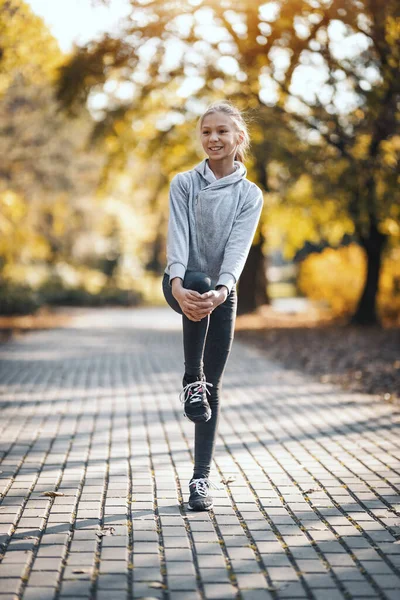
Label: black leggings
xmin=162 ymin=271 xmax=237 ymax=480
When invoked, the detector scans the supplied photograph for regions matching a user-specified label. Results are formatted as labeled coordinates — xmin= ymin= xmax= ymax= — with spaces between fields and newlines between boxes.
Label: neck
xmin=207 ymin=157 xmax=237 ymax=180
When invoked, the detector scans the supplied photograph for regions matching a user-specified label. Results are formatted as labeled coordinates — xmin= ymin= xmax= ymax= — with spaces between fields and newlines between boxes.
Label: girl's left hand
xmin=191 ymin=288 xmax=228 ymax=319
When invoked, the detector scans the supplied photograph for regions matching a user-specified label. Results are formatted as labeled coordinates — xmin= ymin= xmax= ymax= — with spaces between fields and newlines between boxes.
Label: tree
xmin=0 ymin=1 xmax=104 ymax=280
xmin=57 ymin=0 xmax=400 ymax=323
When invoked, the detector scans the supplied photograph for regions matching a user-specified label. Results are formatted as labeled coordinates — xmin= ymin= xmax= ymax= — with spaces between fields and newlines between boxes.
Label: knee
xmin=183 ymin=271 xmax=213 ymax=294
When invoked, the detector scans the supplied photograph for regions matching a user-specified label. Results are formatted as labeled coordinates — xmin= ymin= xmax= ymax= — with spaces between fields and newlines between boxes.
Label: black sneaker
xmin=179 ymin=374 xmax=213 ymax=423
xmin=188 ymin=477 xmax=220 ymax=511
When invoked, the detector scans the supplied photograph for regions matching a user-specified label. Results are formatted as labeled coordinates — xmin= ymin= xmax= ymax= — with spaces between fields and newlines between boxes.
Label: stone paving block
xmin=194 ymin=542 xmax=224 ymax=555
xmin=68 ymin=540 xmax=96 ymax=553
xmin=131 ymin=566 xmax=162 ymax=581
xmin=296 ymin=559 xmax=328 ymax=573
xmin=226 ymin=546 xmax=256 ymax=561
xmin=59 ymin=579 xmax=92 ymax=596
xmin=132 ymin=582 xmax=164 ymax=598
xmin=23 ymin=587 xmax=56 ymax=600
xmin=32 ymin=558 xmax=62 ymax=571
xmin=167 ymin=575 xmax=198 ymax=590
xmin=169 ymin=592 xmax=201 ymax=600
xmin=384 ymin=591 xmax=400 ymax=600
xmin=0 ymin=578 xmax=21 ymax=594
xmin=197 ymin=554 xmax=227 ymax=569
xmin=372 ymin=574 xmax=400 ymax=588
xmin=240 ymin=590 xmax=274 ymax=600
xmin=163 ymin=535 xmax=190 ymax=548
xmin=96 ymin=573 xmax=128 ymax=590
xmin=203 ymin=583 xmax=237 ymax=599
xmin=132 ymin=553 xmax=160 ymax=567
xmin=309 ymin=589 xmax=344 ymax=600
xmin=28 ymin=571 xmax=59 ymax=586
xmin=276 ymin=581 xmax=307 ymax=597
xmin=236 ymin=572 xmax=268 ymax=589
xmin=97 ymin=593 xmax=127 ymax=600
xmin=66 ymin=553 xmax=95 ymax=566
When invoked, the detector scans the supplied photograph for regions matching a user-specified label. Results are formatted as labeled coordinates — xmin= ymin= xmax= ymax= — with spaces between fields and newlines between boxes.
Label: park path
xmin=0 ymin=306 xmax=399 ymax=600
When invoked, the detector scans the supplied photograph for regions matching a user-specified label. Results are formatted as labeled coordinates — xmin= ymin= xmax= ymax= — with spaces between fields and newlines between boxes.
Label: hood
xmin=194 ymin=158 xmax=247 ymax=190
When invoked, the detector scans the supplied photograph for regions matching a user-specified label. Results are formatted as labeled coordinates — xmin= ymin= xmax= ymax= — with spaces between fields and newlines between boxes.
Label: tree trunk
xmin=237 ymin=235 xmax=269 ymax=315
xmin=351 ymin=220 xmax=387 ymax=326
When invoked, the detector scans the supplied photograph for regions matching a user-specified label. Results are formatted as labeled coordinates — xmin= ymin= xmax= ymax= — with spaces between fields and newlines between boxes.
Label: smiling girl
xmin=162 ymin=100 xmax=263 ymax=511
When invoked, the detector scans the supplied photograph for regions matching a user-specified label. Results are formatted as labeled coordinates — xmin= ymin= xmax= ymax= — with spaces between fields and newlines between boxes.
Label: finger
xmin=184 ymin=310 xmax=202 ymax=321
xmin=186 ymin=290 xmax=202 ymax=298
xmin=189 ymin=297 xmax=214 ymax=307
xmin=185 ymin=301 xmax=212 ymax=311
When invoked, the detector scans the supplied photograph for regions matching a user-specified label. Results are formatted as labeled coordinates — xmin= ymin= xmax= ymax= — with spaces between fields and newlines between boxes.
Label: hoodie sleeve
xmin=216 ymin=186 xmax=264 ymax=294
xmin=166 ymin=173 xmax=190 ymax=285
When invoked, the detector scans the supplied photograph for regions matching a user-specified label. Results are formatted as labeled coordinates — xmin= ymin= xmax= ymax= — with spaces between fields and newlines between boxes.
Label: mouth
xmin=209 ymin=147 xmax=223 ymax=151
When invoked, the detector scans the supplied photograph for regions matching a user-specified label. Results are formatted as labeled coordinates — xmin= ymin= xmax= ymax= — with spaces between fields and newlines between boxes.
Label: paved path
xmin=0 ymin=307 xmax=399 ymax=600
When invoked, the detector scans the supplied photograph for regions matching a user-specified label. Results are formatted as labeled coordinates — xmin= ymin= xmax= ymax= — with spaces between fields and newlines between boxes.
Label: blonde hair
xmin=198 ymin=100 xmax=251 ymax=163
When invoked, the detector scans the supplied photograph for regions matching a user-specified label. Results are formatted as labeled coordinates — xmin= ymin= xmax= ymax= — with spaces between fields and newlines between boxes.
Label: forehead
xmin=201 ymin=112 xmax=234 ymax=128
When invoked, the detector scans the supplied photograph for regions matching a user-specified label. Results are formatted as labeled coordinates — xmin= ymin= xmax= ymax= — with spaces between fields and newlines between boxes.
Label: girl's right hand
xmin=173 ymin=287 xmax=213 ymax=322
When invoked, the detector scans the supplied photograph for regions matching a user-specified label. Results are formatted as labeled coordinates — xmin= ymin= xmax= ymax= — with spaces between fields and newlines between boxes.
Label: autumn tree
xmin=0 ymin=0 xmax=104 ymax=285
xmin=57 ymin=0 xmax=399 ymax=323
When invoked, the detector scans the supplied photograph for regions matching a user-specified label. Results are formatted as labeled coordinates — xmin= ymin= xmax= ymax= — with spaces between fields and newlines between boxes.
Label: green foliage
xmin=0 ymin=282 xmax=41 ymax=315
xmin=38 ymin=275 xmax=143 ymax=307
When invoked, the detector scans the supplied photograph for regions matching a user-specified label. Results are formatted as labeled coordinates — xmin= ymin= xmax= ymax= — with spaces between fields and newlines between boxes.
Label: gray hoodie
xmin=165 ymin=158 xmax=264 ymax=294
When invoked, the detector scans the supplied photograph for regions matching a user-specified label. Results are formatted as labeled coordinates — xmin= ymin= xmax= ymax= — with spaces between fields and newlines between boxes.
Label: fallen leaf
xmin=72 ymin=569 xmax=89 ymax=574
xmin=309 ymin=523 xmax=329 ymax=531
xmin=302 ymin=488 xmax=321 ymax=495
xmin=149 ymin=581 xmax=165 ymax=589
xmin=220 ymin=476 xmax=236 ymax=485
xmin=41 ymin=491 xmax=65 ymax=497
xmin=96 ymin=526 xmax=115 ymax=538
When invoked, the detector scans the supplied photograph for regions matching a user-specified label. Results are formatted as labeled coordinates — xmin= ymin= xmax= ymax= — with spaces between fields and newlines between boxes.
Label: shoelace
xmin=179 ymin=380 xmax=213 ymax=405
xmin=189 ymin=477 xmax=221 ymax=497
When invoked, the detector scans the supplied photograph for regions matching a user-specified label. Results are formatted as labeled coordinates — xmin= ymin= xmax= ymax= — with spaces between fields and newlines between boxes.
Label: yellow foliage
xmin=298 ymin=244 xmax=400 ymax=323
xmin=351 ymin=134 xmax=371 ymax=160
xmin=0 ymin=0 xmax=63 ymax=95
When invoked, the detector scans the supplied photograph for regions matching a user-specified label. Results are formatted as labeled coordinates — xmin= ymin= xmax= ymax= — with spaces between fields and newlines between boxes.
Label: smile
xmin=209 ymin=147 xmax=223 ymax=151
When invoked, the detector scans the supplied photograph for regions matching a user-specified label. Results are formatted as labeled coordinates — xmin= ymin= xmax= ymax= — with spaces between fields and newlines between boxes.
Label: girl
xmin=162 ymin=100 xmax=263 ymax=511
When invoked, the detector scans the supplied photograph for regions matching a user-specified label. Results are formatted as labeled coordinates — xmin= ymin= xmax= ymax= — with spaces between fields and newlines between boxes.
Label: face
xmin=200 ymin=112 xmax=243 ymax=161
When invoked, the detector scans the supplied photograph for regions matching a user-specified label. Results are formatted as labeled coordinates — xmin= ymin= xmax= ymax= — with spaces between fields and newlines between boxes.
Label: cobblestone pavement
xmin=0 ymin=307 xmax=399 ymax=600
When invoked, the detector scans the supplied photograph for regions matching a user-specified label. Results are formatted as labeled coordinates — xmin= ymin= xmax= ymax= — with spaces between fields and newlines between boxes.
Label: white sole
xmin=187 ymin=503 xmax=213 ymax=511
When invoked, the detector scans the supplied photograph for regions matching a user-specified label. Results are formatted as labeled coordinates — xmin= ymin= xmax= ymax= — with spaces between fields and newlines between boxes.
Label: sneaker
xmin=179 ymin=374 xmax=213 ymax=423
xmin=187 ymin=477 xmax=220 ymax=511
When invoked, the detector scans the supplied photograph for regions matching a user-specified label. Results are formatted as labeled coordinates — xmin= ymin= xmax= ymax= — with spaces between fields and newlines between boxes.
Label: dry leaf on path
xmin=149 ymin=581 xmax=166 ymax=589
xmin=41 ymin=491 xmax=65 ymax=497
xmin=96 ymin=526 xmax=115 ymax=538
xmin=220 ymin=476 xmax=236 ymax=485
xmin=302 ymin=488 xmax=321 ymax=495
xmin=72 ymin=569 xmax=90 ymax=574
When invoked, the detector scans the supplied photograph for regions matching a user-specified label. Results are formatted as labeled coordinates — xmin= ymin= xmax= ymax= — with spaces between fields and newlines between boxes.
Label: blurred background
xmin=0 ymin=0 xmax=399 ymax=335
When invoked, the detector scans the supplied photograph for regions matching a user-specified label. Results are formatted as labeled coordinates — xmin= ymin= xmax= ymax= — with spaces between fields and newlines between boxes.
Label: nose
xmin=210 ymin=131 xmax=219 ymax=142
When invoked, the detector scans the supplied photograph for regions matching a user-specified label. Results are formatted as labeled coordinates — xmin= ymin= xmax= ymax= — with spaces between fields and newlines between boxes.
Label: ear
xmin=237 ymin=131 xmax=245 ymax=144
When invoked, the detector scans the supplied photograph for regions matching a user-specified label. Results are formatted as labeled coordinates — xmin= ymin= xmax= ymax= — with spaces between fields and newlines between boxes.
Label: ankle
xmin=184 ymin=372 xmax=203 ymax=383
xmin=192 ymin=473 xmax=208 ymax=481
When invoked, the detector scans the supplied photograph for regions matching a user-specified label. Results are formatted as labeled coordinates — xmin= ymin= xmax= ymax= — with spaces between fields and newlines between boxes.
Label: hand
xmin=175 ymin=287 xmax=228 ymax=322
xmin=173 ymin=287 xmax=212 ymax=321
